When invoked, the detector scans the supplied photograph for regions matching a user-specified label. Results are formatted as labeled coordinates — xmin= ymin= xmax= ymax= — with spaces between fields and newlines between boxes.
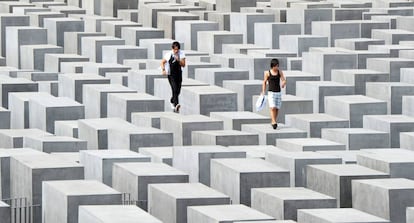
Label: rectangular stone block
xmin=401 ymin=132 xmax=414 ymax=150
xmin=23 ymin=135 xmax=87 ymax=153
xmin=58 ymin=73 xmax=110 ymax=103
xmin=173 ymin=145 xmax=245 ymax=186
xmin=0 ymin=76 xmax=39 ymax=109
xmin=372 ymin=29 xmax=414 ymax=45
xmin=312 ymin=21 xmax=360 ymax=47
xmin=0 ymin=14 xmax=29 ymax=57
xmin=265 ymin=150 xmax=342 ymax=187
xmin=139 ymin=146 xmax=173 ymax=165
xmin=216 ymin=0 xmax=258 ymax=12
xmin=63 ymin=32 xmax=105 ymax=54
xmin=307 ymin=164 xmax=389 ymax=208
xmin=80 ymin=150 xmax=150 ymax=186
xmin=297 ymin=208 xmax=389 ymax=223
xmin=44 ymin=54 xmax=90 ymax=73
xmin=242 ymin=124 xmax=307 ymax=146
xmin=101 ymin=20 xmax=141 ymax=38
xmin=78 ymin=118 xmax=123 ymax=150
xmin=277 ymin=138 xmax=346 ymax=152
xmin=335 ymin=38 xmax=385 ymax=51
xmin=139 ymin=38 xmax=183 ymax=59
xmin=197 ymin=31 xmax=243 ymax=54
xmin=283 ymin=71 xmax=320 ymax=95
xmin=29 ymin=96 xmax=84 ymax=133
xmin=44 ymin=17 xmax=84 ymax=47
xmin=192 ymin=130 xmax=259 ymax=146
xmin=148 ymin=183 xmax=230 ymax=223
xmin=0 ymin=129 xmax=51 ymax=148
xmin=112 ymin=162 xmax=188 ymax=210
xmin=210 ymin=111 xmax=268 ymax=131
xmin=279 ymin=34 xmax=328 ymax=56
xmin=367 ymin=58 xmax=414 ymax=82
xmin=20 ymin=44 xmax=63 ymax=71
xmin=366 ymin=82 xmax=414 ymax=114
xmin=55 ymin=120 xmax=79 ymax=138
xmin=83 ymin=63 xmax=131 ymax=77
xmin=121 ymin=26 xmax=164 ymax=46
xmin=321 ymin=128 xmax=390 ymax=150
xmin=175 ymin=20 xmax=218 ymax=50
xmin=107 ymin=93 xmax=163 ymax=121
xmin=102 ymin=45 xmax=147 ymax=64
xmin=230 ymin=13 xmax=274 ymax=44
xmin=27 ymin=11 xmax=65 ymax=28
xmin=211 ymin=158 xmax=289 ymax=205
xmin=127 ymin=69 xmax=164 ymax=95
xmin=254 ymin=23 xmax=301 ymax=49
xmin=194 ymin=67 xmax=249 ymax=87
xmin=331 ymin=69 xmax=389 ymax=95
xmin=251 ymin=187 xmax=336 ymax=221
xmin=286 ymin=8 xmax=332 ymax=34
xmin=79 ymin=205 xmax=162 ymax=223
xmin=222 ymin=80 xmax=261 ymax=111
xmin=81 ymin=36 xmax=125 ymax=62
xmin=0 ymin=201 xmax=9 ymax=222
xmin=157 ymin=11 xmax=199 ymax=39
xmin=42 ymin=180 xmax=122 ymax=223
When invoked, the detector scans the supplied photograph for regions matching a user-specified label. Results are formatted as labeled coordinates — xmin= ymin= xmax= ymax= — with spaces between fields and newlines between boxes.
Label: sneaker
xmin=175 ymin=104 xmax=181 ymax=113
xmin=170 ymin=103 xmax=175 ymax=110
xmin=271 ymin=123 xmax=277 ymax=130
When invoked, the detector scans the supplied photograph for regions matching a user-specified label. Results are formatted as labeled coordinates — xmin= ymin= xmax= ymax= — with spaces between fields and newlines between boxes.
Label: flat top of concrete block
xmin=211 ymin=54 xmax=251 ymax=59
xmin=79 ymin=118 xmax=128 ymax=128
xmin=253 ymin=187 xmax=335 ymax=200
xmin=139 ymin=38 xmax=176 ymax=44
xmin=198 ymin=30 xmax=243 ymax=36
xmin=317 ymin=150 xmax=359 ymax=163
xmin=55 ymin=120 xmax=78 ymax=128
xmin=50 ymin=152 xmax=80 ymax=163
xmin=20 ymin=44 xmax=62 ymax=50
xmin=322 ymin=128 xmax=387 ymax=135
xmin=102 ymin=20 xmax=140 ymax=25
xmin=282 ymin=94 xmax=313 ymax=102
xmin=79 ymin=205 xmax=162 ymax=223
xmin=223 ymin=80 xmax=262 ymax=85
xmin=297 ymin=81 xmax=353 ymax=87
xmin=195 ymin=130 xmax=257 ymax=137
xmin=287 ymin=113 xmax=349 ymax=122
xmin=158 ymin=11 xmax=199 ymax=16
xmin=174 ymin=145 xmax=237 ymax=153
xmin=184 ymin=85 xmax=236 ymax=94
xmin=360 ymin=148 xmax=414 ymax=155
xmin=139 ymin=146 xmax=172 ymax=157
xmin=308 ymin=164 xmax=388 ymax=176
xmin=46 ymin=53 xmax=89 ymax=59
xmin=12 ymin=154 xmax=82 ymax=168
xmin=102 ymin=45 xmax=146 ymax=50
xmin=0 ymin=107 xmax=8 ymax=112
xmin=0 ymin=13 xmax=30 ymax=18
xmin=354 ymin=178 xmax=414 ymax=190
xmin=213 ymin=158 xmax=288 ymax=173
xmin=267 ymin=150 xmax=342 ymax=160
xmin=115 ymin=162 xmax=187 ymax=176
xmin=210 ymin=111 xmax=268 ymax=119
xmin=364 ymin=115 xmax=414 ymax=123
xmin=83 ymin=36 xmax=124 ymax=42
xmin=188 ymin=204 xmax=274 ymax=221
xmin=368 ymin=57 xmax=414 ymax=62
xmin=80 ymin=150 xmax=149 ymax=159
xmin=175 ymin=20 xmax=218 ymax=25
xmin=333 ymin=69 xmax=388 ymax=75
xmin=284 ymin=70 xmax=321 ymax=77
xmin=235 ymin=221 xmax=295 ymax=223
xmin=149 ymin=183 xmax=229 ymax=198
xmin=326 ymin=95 xmax=386 ymax=104
xmin=227 ymin=145 xmax=283 ymax=159
xmin=6 ymin=26 xmax=45 ymax=31
xmin=242 ymin=123 xmax=307 ymax=133
xmin=298 ymin=208 xmax=389 ymax=222
xmin=131 ymin=112 xmax=179 ymax=120
xmin=0 ymin=129 xmax=51 ymax=137
xmin=30 ymin=96 xmax=82 ymax=107
xmin=26 ymin=11 xmax=64 ymax=16
xmin=0 ymin=148 xmax=44 ymax=158
xmin=61 ymin=73 xmax=108 ymax=80
xmin=277 ymin=138 xmax=344 ymax=146
xmin=358 ymin=151 xmax=414 ymax=163
xmin=109 ymin=92 xmax=162 ymax=101
xmin=123 ymin=26 xmax=163 ymax=31
xmin=374 ymin=29 xmax=414 ymax=34
xmin=0 ymin=76 xmax=36 ymax=84
xmin=26 ymin=135 xmax=84 ymax=143
xmin=197 ymin=67 xmax=248 ymax=73
xmin=44 ymin=180 xmax=121 ymax=195
xmin=44 ymin=17 xmax=82 ymax=22
xmin=163 ymin=114 xmax=223 ymax=123
xmin=366 ymin=82 xmax=414 ymax=87
xmin=84 ymin=84 xmax=135 ymax=92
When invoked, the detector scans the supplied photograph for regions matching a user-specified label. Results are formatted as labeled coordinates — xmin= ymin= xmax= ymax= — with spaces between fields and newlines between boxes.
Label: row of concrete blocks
xmin=1 ymin=147 xmax=414 ymax=222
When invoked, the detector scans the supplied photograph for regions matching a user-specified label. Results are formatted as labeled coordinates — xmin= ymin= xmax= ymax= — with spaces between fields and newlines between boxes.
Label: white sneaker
xmin=175 ymin=104 xmax=181 ymax=113
xmin=170 ymin=103 xmax=175 ymax=111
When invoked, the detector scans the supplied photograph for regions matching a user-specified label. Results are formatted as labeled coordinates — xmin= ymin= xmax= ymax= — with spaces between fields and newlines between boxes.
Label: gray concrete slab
xmin=192 ymin=130 xmax=259 ymax=146
xmin=321 ymin=128 xmax=390 ymax=150
xmin=297 ymin=208 xmax=389 ymax=223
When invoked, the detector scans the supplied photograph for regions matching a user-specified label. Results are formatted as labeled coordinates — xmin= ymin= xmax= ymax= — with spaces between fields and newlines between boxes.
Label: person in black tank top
xmin=261 ymin=59 xmax=286 ymax=129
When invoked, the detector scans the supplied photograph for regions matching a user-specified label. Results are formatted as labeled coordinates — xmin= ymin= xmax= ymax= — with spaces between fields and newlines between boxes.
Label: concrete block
xmin=197 ymin=31 xmax=243 ymax=54
xmin=139 ymin=38 xmax=183 ymax=59
xmin=0 ymin=76 xmax=39 ymax=109
xmin=42 ymin=180 xmax=122 ymax=223
xmin=83 ymin=84 xmax=136 ymax=118
xmin=296 ymin=81 xmax=354 ymax=113
xmin=102 ymin=43 xmax=148 ymax=64
xmin=37 ymin=80 xmax=58 ymax=97
xmin=101 ymin=20 xmax=141 ymax=38
xmin=80 ymin=150 xmax=150 ymax=186
xmin=0 ymin=14 xmax=29 ymax=57
xmin=173 ymin=145 xmax=245 ymax=186
xmin=157 ymin=11 xmax=198 ymax=39
xmin=23 ymin=135 xmax=87 ymax=153
xmin=331 ymin=69 xmax=389 ymax=95
xmin=372 ymin=29 xmax=414 ymax=45
xmin=0 ymin=129 xmax=52 ymax=148
xmin=55 ymin=120 xmax=79 ymax=138
xmin=211 ymin=158 xmax=289 ymax=205
xmin=79 ymin=205 xmax=162 ymax=223
xmin=63 ymin=32 xmax=104 ymax=55
xmin=5 ymin=26 xmax=47 ymax=68
xmin=83 ymin=63 xmax=131 ymax=77
xmin=325 ymin=95 xmax=387 ymax=128
xmin=216 ymin=0 xmax=258 ymax=12
xmin=227 ymin=145 xmax=283 ymax=159
xmin=283 ymin=71 xmax=320 ymax=95
xmin=222 ymin=43 xmax=268 ymax=55
xmin=175 ymin=20 xmax=218 ymax=50
xmin=277 ymin=138 xmax=346 ymax=152
xmin=44 ymin=54 xmax=89 ymax=73
xmin=230 ymin=13 xmax=274 ymax=44
xmin=180 ymin=85 xmax=237 ymax=115
xmin=401 ymin=68 xmax=414 ymax=84
xmin=254 ymin=23 xmax=301 ymax=49
xmin=160 ymin=115 xmax=223 ymax=146
xmin=302 ymin=50 xmax=358 ymax=81
xmin=210 ymin=111 xmax=268 ymax=131
xmin=368 ymin=44 xmax=414 ymax=58
xmin=29 ymin=96 xmax=84 ymax=133
xmin=183 ymin=61 xmax=221 ymax=79
xmin=279 ymin=35 xmax=328 ymax=56
xmin=400 ymin=132 xmax=414 ymax=150
xmin=27 ymin=11 xmax=65 ymax=28
xmin=223 ymin=80 xmax=261 ymax=111
xmin=317 ymin=150 xmax=360 ymax=164
xmin=286 ymin=113 xmax=350 ymax=138
xmin=81 ymin=36 xmax=125 ymax=63
xmin=48 ymin=5 xmax=86 ymax=16
xmin=192 ymin=130 xmax=259 ymax=146
xmin=366 ymin=82 xmax=414 ymax=114
xmin=131 ymin=111 xmax=179 ymax=129
xmin=58 ymin=73 xmax=110 ymax=103
xmin=208 ymin=12 xmax=231 ymax=31
xmin=117 ymin=9 xmax=139 ymax=22
xmin=148 ymin=183 xmax=230 ymax=223
xmin=251 ymin=187 xmax=336 ymax=221
xmin=194 ymin=67 xmax=249 ymax=87
xmin=286 ymin=8 xmax=332 ymax=34
xmin=242 ymin=124 xmax=307 ymax=146
xmin=188 ymin=204 xmax=275 ymax=222
xmin=353 ymin=178 xmax=414 ymax=223
xmin=367 ymin=58 xmax=414 ymax=82
xmin=307 ymin=164 xmax=389 ymax=208
xmin=0 ymin=201 xmax=9 ymax=222
xmin=107 ymin=93 xmax=164 ymax=121
xmin=112 ymin=162 xmax=188 ymax=210
xmin=78 ymin=118 xmax=123 ymax=150
xmin=127 ymin=69 xmax=164 ymax=95
xmin=312 ymin=21 xmax=360 ymax=47
xmin=321 ymin=128 xmax=390 ymax=150
xmin=139 ymin=146 xmax=172 ymax=164
xmin=334 ymin=38 xmax=385 ymax=50
xmin=0 ymin=107 xmax=10 ymax=129
xmin=122 ymin=26 xmax=164 ymax=46
xmin=20 ymin=44 xmax=63 ymax=71
xmin=297 ymin=208 xmax=389 ymax=223
xmin=43 ymin=17 xmax=84 ymax=47
xmin=266 ymin=150 xmax=342 ymax=187
xmin=232 ymin=56 xmax=270 ymax=80
xmin=273 ymin=94 xmax=314 ymax=124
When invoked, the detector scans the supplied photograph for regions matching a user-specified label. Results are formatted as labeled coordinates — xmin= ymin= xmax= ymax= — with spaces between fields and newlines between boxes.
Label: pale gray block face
xmin=331 ymin=69 xmax=389 ymax=95
xmin=334 ymin=38 xmax=385 ymax=51
xmin=175 ymin=20 xmax=218 ymax=50
xmin=254 ymin=23 xmax=301 ymax=49
xmin=20 ymin=44 xmax=63 ymax=71
xmin=187 ymin=204 xmax=275 ymax=223
xmin=223 ymin=80 xmax=262 ymax=111
xmin=64 ymin=32 xmax=106 ymax=54
xmin=192 ymin=130 xmax=259 ymax=147
xmin=0 ymin=14 xmax=29 ymax=57
xmin=148 ymin=183 xmax=230 ymax=223
xmin=44 ymin=54 xmax=90 ymax=73
xmin=312 ymin=21 xmax=360 ymax=47
xmin=173 ymin=145 xmax=245 ymax=186
xmin=197 ymin=31 xmax=243 ymax=54
xmin=157 ymin=11 xmax=199 ymax=39
xmin=42 ymin=180 xmax=122 ymax=223
xmin=78 ymin=205 xmax=163 ymax=223
xmin=121 ymin=27 xmax=164 ymax=46
xmin=81 ymin=36 xmax=125 ymax=63
xmin=276 ymin=138 xmax=346 ymax=152
xmin=44 ymin=18 xmax=84 ymax=47
xmin=297 ymin=208 xmax=389 ymax=223
xmin=353 ymin=178 xmax=414 ymax=223
xmin=230 ymin=13 xmax=275 ymax=43
xmin=101 ymin=20 xmax=141 ymax=38
xmin=210 ymin=158 xmax=290 ymax=206
xmin=128 ymin=69 xmax=164 ymax=95
xmin=112 ymin=162 xmax=189 ymax=210
xmin=139 ymin=146 xmax=173 ymax=165
xmin=0 ymin=76 xmax=39 ymax=109
xmin=400 ymin=132 xmax=414 ymax=151
xmin=233 ymin=57 xmax=269 ymax=80
xmin=55 ymin=120 xmax=79 ymax=138
xmin=408 ymin=207 xmax=414 ymax=223
xmin=278 ymin=94 xmax=314 ymax=124
xmin=194 ymin=67 xmax=249 ymax=87
xmin=321 ymin=128 xmax=390 ymax=150
xmin=23 ymin=135 xmax=87 ymax=153
xmin=367 ymin=58 xmax=414 ymax=82
xmin=266 ymin=151 xmax=342 ymax=187
xmin=279 ymin=35 xmax=328 ymax=56
xmin=286 ymin=8 xmax=332 ymax=34
xmin=101 ymin=45 xmax=147 ymax=64
xmin=160 ymin=115 xmax=223 ymax=146
xmin=306 ymin=164 xmax=389 ymax=208
xmin=242 ymin=124 xmax=308 ymax=145
xmin=183 ymin=61 xmax=222 ymax=79
xmin=0 ymin=107 xmax=10 ymax=129
xmin=251 ymin=187 xmax=336 ymax=221
xmin=79 ymin=150 xmax=150 ymax=186
xmin=0 ymin=201 xmax=9 ymax=223
xmin=216 ymin=0 xmax=258 ymax=12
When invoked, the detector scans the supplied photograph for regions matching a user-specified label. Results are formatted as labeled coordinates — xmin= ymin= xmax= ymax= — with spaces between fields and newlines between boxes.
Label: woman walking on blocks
xmin=261 ymin=58 xmax=286 ymax=129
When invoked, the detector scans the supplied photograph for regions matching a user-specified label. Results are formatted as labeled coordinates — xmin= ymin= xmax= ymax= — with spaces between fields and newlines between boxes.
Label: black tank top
xmin=169 ymin=54 xmax=182 ymax=76
xmin=268 ymin=70 xmax=281 ymax=92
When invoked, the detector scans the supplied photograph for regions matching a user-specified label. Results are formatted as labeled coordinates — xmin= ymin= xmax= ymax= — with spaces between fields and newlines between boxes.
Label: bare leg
xmin=270 ymin=108 xmax=277 ymax=124
xmin=275 ymin=108 xmax=279 ymax=123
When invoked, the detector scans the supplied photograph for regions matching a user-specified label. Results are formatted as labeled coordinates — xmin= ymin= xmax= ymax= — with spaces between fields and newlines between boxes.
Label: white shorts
xmin=268 ymin=91 xmax=282 ymax=109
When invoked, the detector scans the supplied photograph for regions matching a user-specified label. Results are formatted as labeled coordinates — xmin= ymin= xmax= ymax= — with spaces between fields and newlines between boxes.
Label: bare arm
xmin=179 ymin=58 xmax=186 ymax=67
xmin=161 ymin=58 xmax=167 ymax=75
xmin=262 ymin=71 xmax=269 ymax=94
xmin=279 ymin=70 xmax=286 ymax=88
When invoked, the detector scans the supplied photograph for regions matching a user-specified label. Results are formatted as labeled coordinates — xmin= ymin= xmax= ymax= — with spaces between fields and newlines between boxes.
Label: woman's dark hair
xmin=270 ymin=58 xmax=279 ymax=68
xmin=172 ymin=41 xmax=181 ymax=49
